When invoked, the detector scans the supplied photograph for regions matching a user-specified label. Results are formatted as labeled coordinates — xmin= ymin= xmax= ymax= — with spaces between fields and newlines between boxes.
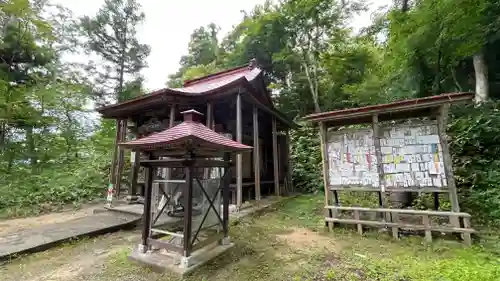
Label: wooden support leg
xmin=422 ymin=215 xmax=432 ymax=243
xmin=392 ymin=213 xmax=400 ymax=239
xmin=354 ymin=210 xmax=363 ymax=235
xmin=141 ymin=154 xmax=154 ymax=251
xmin=462 ymin=217 xmax=472 ymax=246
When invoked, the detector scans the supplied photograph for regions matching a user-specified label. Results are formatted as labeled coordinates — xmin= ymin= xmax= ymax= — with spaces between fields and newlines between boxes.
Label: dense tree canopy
xmin=1 ymin=0 xmax=500 ymax=225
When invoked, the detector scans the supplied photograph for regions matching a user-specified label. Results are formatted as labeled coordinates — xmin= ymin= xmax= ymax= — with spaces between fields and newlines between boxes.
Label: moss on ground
xmin=2 ymin=194 xmax=500 ymax=281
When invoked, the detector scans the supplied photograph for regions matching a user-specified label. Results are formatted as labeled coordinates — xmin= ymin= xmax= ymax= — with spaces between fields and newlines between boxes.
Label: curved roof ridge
xmin=183 ymin=63 xmax=250 ymax=87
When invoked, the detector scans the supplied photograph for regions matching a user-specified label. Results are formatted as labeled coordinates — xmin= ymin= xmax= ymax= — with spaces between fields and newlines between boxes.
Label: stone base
xmin=128 ymin=242 xmax=234 ymax=277
xmin=126 ymin=195 xmax=139 ymax=204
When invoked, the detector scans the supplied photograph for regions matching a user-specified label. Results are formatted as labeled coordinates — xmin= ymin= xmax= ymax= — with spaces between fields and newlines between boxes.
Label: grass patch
xmin=95 ymin=194 xmax=500 ymax=280
xmin=2 ymin=194 xmax=499 ymax=281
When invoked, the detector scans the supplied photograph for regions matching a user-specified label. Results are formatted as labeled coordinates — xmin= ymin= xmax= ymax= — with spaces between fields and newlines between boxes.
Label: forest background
xmin=1 ymin=0 xmax=499 ymax=228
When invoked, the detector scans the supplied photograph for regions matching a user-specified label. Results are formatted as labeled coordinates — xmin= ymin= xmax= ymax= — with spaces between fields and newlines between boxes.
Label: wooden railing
xmin=325 ymin=206 xmax=475 ymax=245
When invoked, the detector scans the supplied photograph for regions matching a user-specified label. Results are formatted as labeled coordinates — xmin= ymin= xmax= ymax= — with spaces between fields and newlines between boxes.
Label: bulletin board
xmin=326 ymin=121 xmax=446 ymax=190
xmin=327 ymin=129 xmax=380 ymax=187
xmin=380 ymin=123 xmax=445 ymax=189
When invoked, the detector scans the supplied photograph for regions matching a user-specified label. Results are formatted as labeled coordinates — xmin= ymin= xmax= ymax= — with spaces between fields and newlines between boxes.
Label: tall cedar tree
xmin=80 ymin=0 xmax=150 ymax=104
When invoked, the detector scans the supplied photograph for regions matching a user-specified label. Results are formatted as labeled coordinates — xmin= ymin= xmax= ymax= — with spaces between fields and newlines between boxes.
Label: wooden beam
xmin=437 ymin=104 xmax=460 ymax=213
xmin=272 ymin=116 xmax=279 ymax=196
xmin=253 ymin=106 xmax=261 ymax=201
xmin=236 ymin=93 xmax=243 ymax=207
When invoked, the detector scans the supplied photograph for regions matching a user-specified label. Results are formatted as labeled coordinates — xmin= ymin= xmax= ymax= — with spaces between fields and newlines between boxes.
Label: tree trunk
xmin=26 ymin=126 xmax=37 ymax=173
xmin=473 ymin=51 xmax=489 ymax=104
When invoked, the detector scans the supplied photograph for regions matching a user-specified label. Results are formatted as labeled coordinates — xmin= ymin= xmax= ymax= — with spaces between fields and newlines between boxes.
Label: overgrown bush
xmin=290 ymin=121 xmax=323 ymax=193
xmin=449 ymin=102 xmax=500 ymax=226
xmin=0 ymin=154 xmax=109 ymax=216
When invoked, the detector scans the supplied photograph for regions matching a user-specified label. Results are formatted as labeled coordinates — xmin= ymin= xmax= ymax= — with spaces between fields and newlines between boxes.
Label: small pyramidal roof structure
xmin=119 ymin=109 xmax=252 ymax=154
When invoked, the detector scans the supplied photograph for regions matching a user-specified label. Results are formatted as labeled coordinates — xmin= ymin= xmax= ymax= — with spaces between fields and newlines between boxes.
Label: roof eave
xmin=303 ymin=92 xmax=474 ymax=124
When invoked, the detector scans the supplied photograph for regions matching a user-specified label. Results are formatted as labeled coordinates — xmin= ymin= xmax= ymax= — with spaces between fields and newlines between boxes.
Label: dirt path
xmin=1 ymin=231 xmax=140 ymax=281
xmin=0 ymin=204 xmax=103 ymax=236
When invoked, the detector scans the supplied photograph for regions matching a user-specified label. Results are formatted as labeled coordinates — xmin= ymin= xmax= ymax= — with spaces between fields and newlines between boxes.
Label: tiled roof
xmin=173 ymin=67 xmax=261 ymax=94
xmin=119 ymin=120 xmax=252 ymax=153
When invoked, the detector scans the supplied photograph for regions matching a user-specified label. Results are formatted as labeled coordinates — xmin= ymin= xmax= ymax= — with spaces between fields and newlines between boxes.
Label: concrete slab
xmin=128 ymin=242 xmax=235 ymax=277
xmin=0 ymin=213 xmax=139 ymax=262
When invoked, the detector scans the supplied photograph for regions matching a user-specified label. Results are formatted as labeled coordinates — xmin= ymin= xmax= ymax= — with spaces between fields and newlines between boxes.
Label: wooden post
xmin=272 ymin=116 xmax=279 ymax=196
xmin=128 ymin=120 xmax=140 ymax=202
xmin=222 ymin=152 xmax=231 ymax=238
xmin=203 ymin=103 xmax=213 ymax=181
xmin=319 ymin=122 xmax=334 ymax=228
xmin=183 ymin=161 xmax=194 ymax=257
xmin=437 ymin=104 xmax=461 ymax=231
xmin=437 ymin=104 xmax=460 ymax=213
xmin=141 ymin=153 xmax=154 ymax=251
xmin=253 ymin=106 xmax=261 ymax=201
xmin=158 ymin=105 xmax=176 ymax=211
xmin=129 ymin=149 xmax=140 ymax=201
xmin=372 ymin=114 xmax=386 ymax=221
xmin=285 ymin=130 xmax=294 ymax=194
xmin=114 ymin=119 xmax=126 ymax=197
xmin=422 ymin=215 xmax=432 ymax=243
xmin=236 ymin=93 xmax=243 ymax=207
xmin=109 ymin=119 xmax=121 ymax=187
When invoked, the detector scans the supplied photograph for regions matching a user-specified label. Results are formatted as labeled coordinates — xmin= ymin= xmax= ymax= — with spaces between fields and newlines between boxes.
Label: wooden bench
xmin=325 ymin=206 xmax=475 ymax=245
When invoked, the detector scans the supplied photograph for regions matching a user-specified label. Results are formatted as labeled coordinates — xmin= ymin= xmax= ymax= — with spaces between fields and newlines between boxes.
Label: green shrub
xmin=0 ymin=154 xmax=109 ymax=216
xmin=290 ymin=121 xmax=323 ymax=193
xmin=449 ymin=102 xmax=500 ymax=226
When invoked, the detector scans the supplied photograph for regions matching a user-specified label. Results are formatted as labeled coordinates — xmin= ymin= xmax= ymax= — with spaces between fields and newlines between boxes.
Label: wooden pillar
xmin=158 ymin=105 xmax=176 ymax=211
xmin=236 ymin=93 xmax=243 ymax=207
xmin=253 ymin=106 xmax=261 ymax=201
xmin=128 ymin=120 xmax=140 ymax=201
xmin=285 ymin=130 xmax=294 ymax=194
xmin=272 ymin=116 xmax=279 ymax=196
xmin=183 ymin=160 xmax=194 ymax=257
xmin=222 ymin=152 xmax=231 ymax=237
xmin=319 ymin=122 xmax=331 ymax=206
xmin=114 ymin=119 xmax=126 ymax=197
xmin=109 ymin=119 xmax=121 ymax=187
xmin=372 ymin=114 xmax=385 ymax=207
xmin=437 ymin=104 xmax=460 ymax=212
xmin=129 ymin=149 xmax=140 ymax=200
xmin=141 ymin=153 xmax=154 ymax=251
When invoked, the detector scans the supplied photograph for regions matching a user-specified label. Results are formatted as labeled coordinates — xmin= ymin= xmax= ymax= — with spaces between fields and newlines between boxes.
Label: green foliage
xmin=290 ymin=122 xmax=323 ymax=193
xmin=449 ymin=102 xmax=500 ymax=226
xmin=80 ymin=0 xmax=150 ymax=103
xmin=0 ymin=0 xmax=116 ymax=216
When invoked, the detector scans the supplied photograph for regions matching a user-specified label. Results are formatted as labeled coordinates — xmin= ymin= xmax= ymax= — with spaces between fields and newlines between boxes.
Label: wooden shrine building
xmin=96 ymin=60 xmax=294 ymax=208
xmin=304 ymin=92 xmax=476 ymax=244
